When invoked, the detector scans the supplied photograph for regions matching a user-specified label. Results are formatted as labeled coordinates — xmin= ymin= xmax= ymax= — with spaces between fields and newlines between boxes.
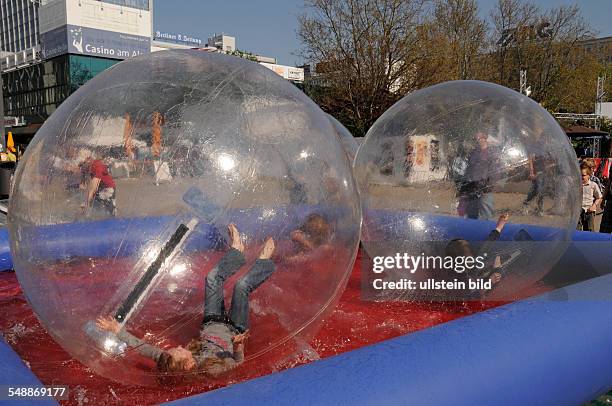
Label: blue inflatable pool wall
xmin=2 ymin=209 xmax=609 ymax=271
xmin=1 ymin=210 xmax=611 ymax=404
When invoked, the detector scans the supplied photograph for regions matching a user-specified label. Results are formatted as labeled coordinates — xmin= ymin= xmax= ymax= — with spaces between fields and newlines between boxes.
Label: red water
xmin=0 ymin=250 xmax=530 ymax=405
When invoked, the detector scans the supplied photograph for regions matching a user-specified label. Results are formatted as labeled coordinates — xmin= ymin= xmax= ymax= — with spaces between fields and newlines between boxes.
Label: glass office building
xmin=0 ymin=0 xmax=40 ymax=54
xmin=1 ymin=0 xmax=152 ymax=120
xmin=3 ymin=54 xmax=118 ymax=117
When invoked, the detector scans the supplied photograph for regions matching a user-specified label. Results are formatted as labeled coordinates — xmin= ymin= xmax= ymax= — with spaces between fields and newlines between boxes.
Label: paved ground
xmin=20 ymin=173 xmax=604 ymax=232
xmin=22 ymin=174 xmax=289 ymax=223
xmin=364 ymin=181 xmax=575 ymax=229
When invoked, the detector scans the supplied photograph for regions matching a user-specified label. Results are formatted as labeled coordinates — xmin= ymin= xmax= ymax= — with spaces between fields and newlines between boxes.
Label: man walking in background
xmin=80 ymin=153 xmax=117 ymax=217
xmin=462 ymin=132 xmax=498 ymax=220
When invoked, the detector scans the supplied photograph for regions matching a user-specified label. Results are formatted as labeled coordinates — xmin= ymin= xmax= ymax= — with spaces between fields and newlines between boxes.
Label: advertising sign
xmin=287 ymin=67 xmax=305 ymax=81
xmin=40 ymin=26 xmax=69 ymax=59
xmin=41 ymin=24 xmax=150 ymax=60
xmin=154 ymin=31 xmax=203 ymax=46
xmin=260 ymin=63 xmax=305 ymax=82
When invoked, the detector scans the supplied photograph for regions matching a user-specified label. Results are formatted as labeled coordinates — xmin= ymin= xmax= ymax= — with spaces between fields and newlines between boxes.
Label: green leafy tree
xmin=229 ymin=49 xmax=258 ymax=62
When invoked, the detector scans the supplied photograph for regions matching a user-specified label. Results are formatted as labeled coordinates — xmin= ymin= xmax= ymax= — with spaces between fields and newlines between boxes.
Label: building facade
xmin=1 ymin=0 xmax=39 ymax=54
xmin=207 ymin=33 xmax=235 ymax=53
xmin=2 ymin=4 xmax=306 ymax=132
xmin=580 ymin=35 xmax=612 ymax=66
xmin=0 ymin=0 xmax=40 ymax=71
xmin=1 ymin=0 xmax=152 ymax=119
xmin=3 ymin=53 xmax=120 ymax=117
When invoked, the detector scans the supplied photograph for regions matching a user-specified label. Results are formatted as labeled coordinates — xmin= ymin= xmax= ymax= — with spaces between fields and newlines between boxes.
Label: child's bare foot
xmin=259 ymin=237 xmax=275 ymax=259
xmin=228 ymin=223 xmax=244 ymax=253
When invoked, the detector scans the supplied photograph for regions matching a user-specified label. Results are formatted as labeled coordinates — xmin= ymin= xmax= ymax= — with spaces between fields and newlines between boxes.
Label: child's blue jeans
xmin=204 ymin=248 xmax=276 ymax=332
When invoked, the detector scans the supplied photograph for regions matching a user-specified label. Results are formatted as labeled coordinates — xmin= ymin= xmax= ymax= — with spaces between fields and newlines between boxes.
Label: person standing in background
xmin=582 ymin=158 xmax=604 ymax=192
xmin=578 ymin=165 xmax=602 ymax=232
xmin=80 ymin=153 xmax=117 ymax=216
xmin=521 ymin=151 xmax=547 ymax=217
xmin=462 ymin=132 xmax=498 ymax=220
xmin=599 ymin=176 xmax=612 ymax=233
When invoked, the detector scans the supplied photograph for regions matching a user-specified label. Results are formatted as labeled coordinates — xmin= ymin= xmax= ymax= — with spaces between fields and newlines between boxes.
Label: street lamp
xmin=520 ymin=69 xmax=531 ymax=97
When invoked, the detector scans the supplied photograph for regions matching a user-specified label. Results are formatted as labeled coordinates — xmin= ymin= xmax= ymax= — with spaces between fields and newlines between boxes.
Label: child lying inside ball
xmin=445 ymin=212 xmax=533 ymax=298
xmin=96 ymin=224 xmax=275 ymax=377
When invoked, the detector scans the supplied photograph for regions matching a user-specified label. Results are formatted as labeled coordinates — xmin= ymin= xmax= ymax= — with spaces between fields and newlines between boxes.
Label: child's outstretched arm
xmin=479 ymin=213 xmax=510 ymax=286
xmin=592 ymin=185 xmax=603 ymax=213
xmin=231 ymin=331 xmax=248 ymax=364
xmin=495 ymin=212 xmax=509 ymax=233
xmin=486 ymin=212 xmax=510 ymax=241
xmin=203 ymin=340 xmax=247 ymax=377
xmin=96 ymin=316 xmax=164 ymax=362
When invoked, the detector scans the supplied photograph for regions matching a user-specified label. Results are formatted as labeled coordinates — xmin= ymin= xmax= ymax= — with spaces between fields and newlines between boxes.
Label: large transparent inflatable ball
xmin=354 ymin=80 xmax=580 ymax=301
xmin=9 ymin=50 xmax=361 ymax=385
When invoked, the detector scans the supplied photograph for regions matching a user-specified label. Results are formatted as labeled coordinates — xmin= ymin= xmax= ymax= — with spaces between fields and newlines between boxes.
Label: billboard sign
xmin=287 ymin=67 xmax=305 ymax=82
xmin=154 ymin=31 xmax=203 ymax=46
xmin=42 ymin=24 xmax=150 ymax=60
xmin=260 ymin=63 xmax=305 ymax=82
xmin=40 ymin=26 xmax=69 ymax=59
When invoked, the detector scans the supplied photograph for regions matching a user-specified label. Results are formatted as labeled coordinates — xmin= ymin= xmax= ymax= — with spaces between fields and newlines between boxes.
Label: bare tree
xmin=488 ymin=0 xmax=537 ymax=86
xmin=298 ymin=0 xmax=602 ymax=135
xmin=489 ymin=0 xmax=599 ymax=112
xmin=298 ymin=0 xmax=429 ymax=136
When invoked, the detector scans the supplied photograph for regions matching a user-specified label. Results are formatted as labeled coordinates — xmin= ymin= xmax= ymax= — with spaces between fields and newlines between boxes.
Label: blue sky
xmin=153 ymin=0 xmax=612 ymax=66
